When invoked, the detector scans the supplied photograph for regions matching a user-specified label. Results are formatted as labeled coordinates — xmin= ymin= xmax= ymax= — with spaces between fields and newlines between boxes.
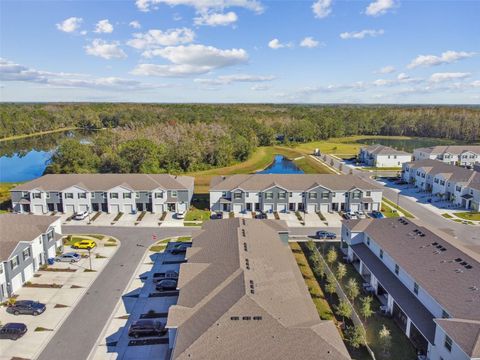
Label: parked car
xmin=72 ymin=239 xmax=96 ymax=250
xmin=356 ymin=211 xmax=367 ymax=219
xmin=315 ymin=231 xmax=337 ymax=239
xmin=255 ymin=212 xmax=267 ymax=219
xmin=73 ymin=210 xmax=89 ymax=220
xmin=0 ymin=323 xmax=27 ymax=340
xmin=176 ymin=211 xmax=185 ymax=219
xmin=170 ymin=243 xmax=192 ymax=255
xmin=348 ymin=212 xmax=358 ymax=220
xmin=55 ymin=252 xmax=81 ymax=263
xmin=370 ymin=210 xmax=384 ymax=219
xmin=342 ymin=212 xmax=351 ymax=220
xmin=7 ymin=300 xmax=46 ymax=316
xmin=128 ymin=320 xmax=166 ymax=338
xmin=155 ymin=279 xmax=178 ymax=291
xmin=211 ymin=211 xmax=224 ymax=220
xmin=153 ymin=270 xmax=179 ymax=283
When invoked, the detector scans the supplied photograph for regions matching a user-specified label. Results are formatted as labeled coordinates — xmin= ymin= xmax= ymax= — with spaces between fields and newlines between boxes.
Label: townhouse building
xmin=342 ymin=217 xmax=480 ymax=360
xmin=209 ymin=174 xmax=382 ymax=214
xmin=10 ymin=174 xmax=194 ymax=215
xmin=167 ymin=218 xmax=350 ymax=360
xmin=402 ymin=159 xmax=480 ymax=210
xmin=413 ymin=146 xmax=480 ymax=168
xmin=0 ymin=214 xmax=62 ymax=301
xmin=359 ymin=144 xmax=412 ymax=168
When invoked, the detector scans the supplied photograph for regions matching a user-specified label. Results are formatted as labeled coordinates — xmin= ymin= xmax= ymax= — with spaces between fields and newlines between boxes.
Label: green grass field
xmin=454 ymin=212 xmax=480 ymax=221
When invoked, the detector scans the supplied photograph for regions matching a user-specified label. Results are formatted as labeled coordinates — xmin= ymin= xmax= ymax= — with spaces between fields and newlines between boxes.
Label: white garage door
xmin=65 ymin=204 xmax=75 ymax=213
xmin=349 ymin=203 xmax=360 ymax=212
xmin=263 ymin=204 xmax=273 ymax=213
xmin=48 ymin=246 xmax=56 ymax=259
xmin=277 ymin=204 xmax=287 ymax=213
xmin=110 ymin=204 xmax=120 ymax=213
xmin=177 ymin=203 xmax=187 ymax=212
xmin=319 ymin=203 xmax=329 ymax=213
xmin=78 ymin=204 xmax=88 ymax=212
xmin=10 ymin=273 xmax=23 ymax=293
xmin=33 ymin=204 xmax=44 ymax=214
xmin=307 ymin=204 xmax=317 ymax=213
xmin=125 ymin=204 xmax=135 ymax=214
xmin=233 ymin=204 xmax=243 ymax=213
xmin=23 ymin=264 xmax=34 ymax=283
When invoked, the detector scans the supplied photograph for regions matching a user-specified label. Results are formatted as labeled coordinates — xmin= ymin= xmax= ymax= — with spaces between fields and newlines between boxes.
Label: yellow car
xmin=72 ymin=239 xmax=96 ymax=250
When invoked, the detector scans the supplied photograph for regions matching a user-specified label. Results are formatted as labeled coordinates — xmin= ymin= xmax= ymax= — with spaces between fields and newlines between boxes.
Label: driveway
xmin=36 ymin=225 xmax=199 ymax=360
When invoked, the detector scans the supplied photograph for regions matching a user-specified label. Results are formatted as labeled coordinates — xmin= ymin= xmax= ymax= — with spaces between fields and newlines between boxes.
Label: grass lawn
xmin=454 ymin=212 xmax=480 ymax=221
xmin=0 ymin=182 xmax=21 ymax=211
xmin=185 ymin=208 xmax=210 ymax=222
xmin=382 ymin=197 xmax=415 ymax=218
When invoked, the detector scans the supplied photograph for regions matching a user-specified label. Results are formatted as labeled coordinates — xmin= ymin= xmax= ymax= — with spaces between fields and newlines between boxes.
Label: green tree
xmin=118 ymin=139 xmax=163 ymax=173
xmin=345 ymin=278 xmax=360 ymax=303
xmin=336 ymin=263 xmax=347 ymax=282
xmin=45 ymin=139 xmax=100 ymax=174
xmin=325 ymin=273 xmax=337 ymax=300
xmin=313 ymin=258 xmax=325 ymax=279
xmin=306 ymin=239 xmax=316 ymax=252
xmin=345 ymin=325 xmax=366 ymax=349
xmin=359 ymin=296 xmax=374 ymax=323
xmin=335 ymin=299 xmax=352 ymax=324
xmin=379 ymin=324 xmax=392 ymax=356
xmin=326 ymin=247 xmax=338 ymax=266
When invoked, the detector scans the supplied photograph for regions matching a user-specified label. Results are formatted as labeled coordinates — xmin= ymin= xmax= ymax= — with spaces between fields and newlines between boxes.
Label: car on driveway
xmin=0 ymin=323 xmax=27 ymax=340
xmin=73 ymin=210 xmax=89 ymax=220
xmin=211 ymin=212 xmax=223 ymax=220
xmin=170 ymin=243 xmax=192 ymax=255
xmin=315 ymin=231 xmax=337 ymax=239
xmin=155 ymin=279 xmax=178 ymax=291
xmin=55 ymin=252 xmax=81 ymax=263
xmin=255 ymin=212 xmax=267 ymax=219
xmin=7 ymin=300 xmax=46 ymax=316
xmin=128 ymin=320 xmax=166 ymax=338
xmin=176 ymin=211 xmax=186 ymax=219
xmin=370 ymin=211 xmax=384 ymax=219
xmin=153 ymin=270 xmax=179 ymax=283
xmin=72 ymin=239 xmax=96 ymax=250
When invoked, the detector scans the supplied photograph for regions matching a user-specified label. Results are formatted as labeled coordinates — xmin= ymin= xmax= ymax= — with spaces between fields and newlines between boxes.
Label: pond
xmin=0 ymin=130 xmax=94 ymax=183
xmin=354 ymin=137 xmax=468 ymax=153
xmin=258 ymin=155 xmax=304 ymax=174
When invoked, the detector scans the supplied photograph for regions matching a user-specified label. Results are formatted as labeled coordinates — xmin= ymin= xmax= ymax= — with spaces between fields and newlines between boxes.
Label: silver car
xmin=55 ymin=252 xmax=81 ymax=263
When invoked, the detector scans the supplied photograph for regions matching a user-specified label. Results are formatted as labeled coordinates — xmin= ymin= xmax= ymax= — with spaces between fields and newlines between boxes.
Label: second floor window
xmin=123 ymin=193 xmax=132 ymax=199
xmin=395 ymin=264 xmax=399 ymax=275
xmin=33 ymin=193 xmax=41 ymax=199
xmin=155 ymin=192 xmax=163 ymax=199
xmin=23 ymin=248 xmax=31 ymax=261
xmin=110 ymin=193 xmax=119 ymax=199
xmin=379 ymin=249 xmax=384 ymax=259
xmin=278 ymin=192 xmax=286 ymax=199
xmin=65 ymin=193 xmax=73 ymax=199
xmin=309 ymin=192 xmax=317 ymax=199
xmin=265 ymin=192 xmax=273 ymax=199
xmin=321 ymin=192 xmax=329 ymax=199
xmin=234 ymin=192 xmax=242 ymax=199
xmin=10 ymin=256 xmax=19 ymax=270
xmin=171 ymin=191 xmax=177 ymax=197
xmin=444 ymin=335 xmax=452 ymax=352
xmin=78 ymin=193 xmax=87 ymax=199
xmin=413 ymin=282 xmax=419 ymax=295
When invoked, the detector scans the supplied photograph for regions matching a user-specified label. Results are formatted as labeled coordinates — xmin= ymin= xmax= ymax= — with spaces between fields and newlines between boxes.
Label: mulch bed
xmin=24 ymin=283 xmax=62 ymax=289
xmin=40 ymin=267 xmax=77 ymax=272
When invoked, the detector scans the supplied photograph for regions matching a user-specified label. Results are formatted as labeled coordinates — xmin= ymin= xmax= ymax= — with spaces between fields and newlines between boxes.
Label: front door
xmin=246 ymin=203 xmax=252 ymax=211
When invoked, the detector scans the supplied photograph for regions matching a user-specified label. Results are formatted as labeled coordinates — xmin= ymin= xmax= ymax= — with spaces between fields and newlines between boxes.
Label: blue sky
xmin=0 ymin=0 xmax=479 ymax=103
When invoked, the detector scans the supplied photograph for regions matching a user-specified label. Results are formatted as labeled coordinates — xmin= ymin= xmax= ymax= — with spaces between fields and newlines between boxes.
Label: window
xmin=442 ymin=310 xmax=449 ymax=319
xmin=366 ymin=236 xmax=370 ymax=245
xmin=46 ymin=192 xmax=51 ymax=199
xmin=222 ymin=191 xmax=227 ymax=197
xmin=22 ymin=248 xmax=31 ymax=261
xmin=413 ymin=282 xmax=419 ymax=295
xmin=155 ymin=192 xmax=163 ymax=199
xmin=110 ymin=193 xmax=119 ymax=199
xmin=352 ymin=192 xmax=361 ymax=199
xmin=32 ymin=193 xmax=41 ymax=199
xmin=65 ymin=193 xmax=73 ymax=199
xmin=78 ymin=193 xmax=87 ymax=199
xmin=47 ymin=230 xmax=54 ymax=241
xmin=366 ymin=191 xmax=371 ymax=196
xmin=289 ymin=192 xmax=293 ymax=197
xmin=10 ymin=256 xmax=19 ymax=270
xmin=246 ymin=192 xmax=249 ymax=197
xmin=234 ymin=192 xmax=242 ymax=199
xmin=135 ymin=192 xmax=140 ymax=199
xmin=171 ymin=191 xmax=177 ymax=197
xmin=308 ymin=192 xmax=317 ymax=199
xmin=123 ymin=193 xmax=132 ymax=199
xmin=265 ymin=192 xmax=273 ymax=200
xmin=440 ymin=180 xmax=445 ymax=186
xmin=321 ymin=192 xmax=329 ymax=199
xmin=444 ymin=335 xmax=452 ymax=352
xmin=22 ymin=191 xmax=29 ymax=198
xmin=379 ymin=249 xmax=383 ymax=259
xmin=278 ymin=192 xmax=286 ymax=200
xmin=395 ymin=264 xmax=399 ymax=275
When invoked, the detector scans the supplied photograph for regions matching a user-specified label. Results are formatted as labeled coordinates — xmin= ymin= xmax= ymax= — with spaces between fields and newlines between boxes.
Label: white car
xmin=176 ymin=211 xmax=185 ymax=219
xmin=74 ymin=210 xmax=89 ymax=220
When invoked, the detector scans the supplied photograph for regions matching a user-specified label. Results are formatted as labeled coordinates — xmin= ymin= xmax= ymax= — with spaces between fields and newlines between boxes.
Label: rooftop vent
xmin=398 ymin=218 xmax=409 ymax=225
xmin=242 ymin=219 xmax=246 ymax=226
xmin=243 ymin=242 xmax=248 ymax=252
xmin=469 ymin=286 xmax=479 ymax=291
xmin=230 ymin=316 xmax=240 ymax=320
xmin=253 ymin=316 xmax=262 ymax=320
xmin=241 ymin=229 xmax=246 ymax=237
xmin=245 ymin=258 xmax=250 ymax=270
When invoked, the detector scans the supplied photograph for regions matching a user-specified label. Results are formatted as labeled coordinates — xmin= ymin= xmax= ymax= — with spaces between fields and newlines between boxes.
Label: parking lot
xmin=0 ymin=235 xmax=118 ymax=360
xmin=91 ymin=240 xmax=187 ymax=360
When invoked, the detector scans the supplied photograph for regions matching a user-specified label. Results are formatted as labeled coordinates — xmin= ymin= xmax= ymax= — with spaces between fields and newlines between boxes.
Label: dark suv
xmin=170 ymin=243 xmax=191 ymax=255
xmin=156 ymin=279 xmax=177 ymax=291
xmin=7 ymin=300 xmax=46 ymax=316
xmin=128 ymin=320 xmax=166 ymax=338
xmin=0 ymin=323 xmax=27 ymax=340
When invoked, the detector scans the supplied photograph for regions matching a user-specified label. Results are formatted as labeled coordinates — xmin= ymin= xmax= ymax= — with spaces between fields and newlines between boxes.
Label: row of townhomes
xmin=413 ymin=146 xmax=480 ymax=168
xmin=167 ymin=218 xmax=351 ymax=360
xmin=210 ymin=174 xmax=382 ymax=214
xmin=358 ymin=144 xmax=413 ymax=168
xmin=402 ymin=159 xmax=480 ymax=210
xmin=10 ymin=174 xmax=194 ymax=215
xmin=0 ymin=214 xmax=62 ymax=301
xmin=342 ymin=217 xmax=480 ymax=360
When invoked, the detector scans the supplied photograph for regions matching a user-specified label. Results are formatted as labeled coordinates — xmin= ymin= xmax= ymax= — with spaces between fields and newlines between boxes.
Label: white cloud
xmin=132 ymin=44 xmax=248 ymax=77
xmin=312 ymin=0 xmax=332 ymax=18
xmin=135 ymin=0 xmax=263 ymax=13
xmin=129 ymin=20 xmax=141 ymax=29
xmin=0 ymin=58 xmax=157 ymax=91
xmin=365 ymin=0 xmax=395 ymax=16
xmin=373 ymin=79 xmax=394 ymax=86
xmin=300 ymin=37 xmax=321 ymax=48
xmin=194 ymin=11 xmax=238 ymax=26
xmin=85 ymin=39 xmax=127 ymax=59
xmin=429 ymin=72 xmax=471 ymax=83
xmin=56 ymin=17 xmax=83 ymax=33
xmin=251 ymin=84 xmax=270 ymax=91
xmin=407 ymin=50 xmax=476 ymax=68
xmin=94 ymin=19 xmax=114 ymax=33
xmin=340 ymin=29 xmax=384 ymax=39
xmin=376 ymin=65 xmax=395 ymax=74
xmin=472 ymin=80 xmax=480 ymax=88
xmin=268 ymin=38 xmax=292 ymax=49
xmin=194 ymin=74 xmax=275 ymax=85
xmin=127 ymin=28 xmax=195 ymax=50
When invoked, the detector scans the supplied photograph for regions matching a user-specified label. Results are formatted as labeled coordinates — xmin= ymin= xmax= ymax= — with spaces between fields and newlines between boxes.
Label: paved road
xmin=315 ymin=154 xmax=480 ymax=250
xmin=37 ymin=226 xmax=200 ymax=360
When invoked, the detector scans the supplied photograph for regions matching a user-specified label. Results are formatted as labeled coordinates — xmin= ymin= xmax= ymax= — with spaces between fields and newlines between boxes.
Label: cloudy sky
xmin=0 ymin=0 xmax=479 ymax=103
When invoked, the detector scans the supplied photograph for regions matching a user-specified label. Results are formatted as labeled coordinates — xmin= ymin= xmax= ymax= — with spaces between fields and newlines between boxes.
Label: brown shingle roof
xmin=168 ymin=219 xmax=350 ymax=360
xmin=435 ymin=319 xmax=480 ymax=357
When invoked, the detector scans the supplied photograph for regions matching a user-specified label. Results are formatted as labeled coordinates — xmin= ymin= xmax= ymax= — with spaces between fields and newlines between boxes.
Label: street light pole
xmin=88 ymin=248 xmax=92 ymax=271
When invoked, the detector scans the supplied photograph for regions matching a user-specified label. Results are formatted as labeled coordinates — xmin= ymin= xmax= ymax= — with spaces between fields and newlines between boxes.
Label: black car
xmin=7 ymin=300 xmax=46 ymax=316
xmin=170 ymin=243 xmax=192 ymax=255
xmin=152 ymin=270 xmax=179 ymax=283
xmin=211 ymin=212 xmax=224 ymax=220
xmin=315 ymin=231 xmax=337 ymax=240
xmin=155 ymin=279 xmax=177 ymax=291
xmin=255 ymin=212 xmax=267 ymax=219
xmin=128 ymin=320 xmax=166 ymax=338
xmin=0 ymin=323 xmax=27 ymax=340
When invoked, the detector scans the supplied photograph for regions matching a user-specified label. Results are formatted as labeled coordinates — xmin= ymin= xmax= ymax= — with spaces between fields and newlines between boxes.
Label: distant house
xmin=167 ymin=218 xmax=351 ymax=360
xmin=358 ymin=144 xmax=412 ymax=168
xmin=413 ymin=146 xmax=480 ymax=168
xmin=10 ymin=174 xmax=194 ymax=215
xmin=402 ymin=159 xmax=480 ymax=210
xmin=342 ymin=217 xmax=480 ymax=360
xmin=0 ymin=214 xmax=62 ymax=301
xmin=210 ymin=174 xmax=382 ymax=213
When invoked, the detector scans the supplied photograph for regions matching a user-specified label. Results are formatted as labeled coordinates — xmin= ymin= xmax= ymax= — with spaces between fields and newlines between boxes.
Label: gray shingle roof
xmin=0 ymin=214 xmax=60 ymax=260
xmin=415 ymin=145 xmax=480 ymax=156
xmin=210 ymin=174 xmax=381 ymax=192
xmin=168 ymin=219 xmax=350 ymax=360
xmin=405 ymin=159 xmax=478 ymax=183
xmin=11 ymin=174 xmax=193 ymax=192
xmin=434 ymin=318 xmax=480 ymax=357
xmin=362 ymin=144 xmax=411 ymax=156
